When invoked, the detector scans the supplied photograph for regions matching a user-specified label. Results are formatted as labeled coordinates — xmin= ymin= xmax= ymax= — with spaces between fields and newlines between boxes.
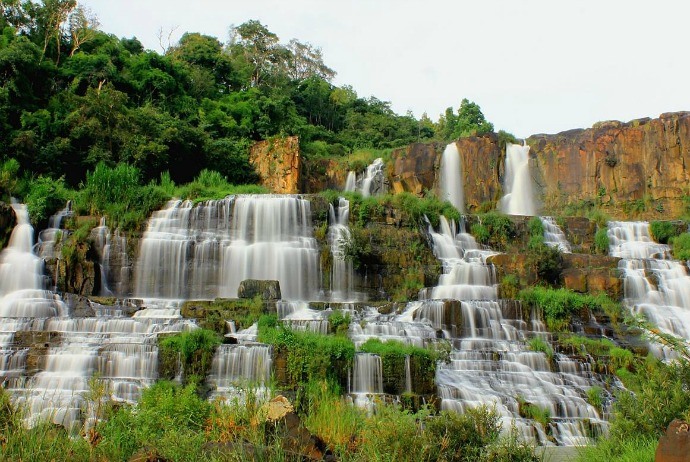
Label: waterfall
xmin=277 ymin=301 xmax=329 ymax=333
xmin=500 ymin=142 xmax=536 ymax=216
xmin=219 ymin=195 xmax=319 ymax=300
xmin=208 ymin=344 xmax=272 ymax=400
xmin=352 ymin=352 xmax=383 ymax=394
xmin=423 ymin=215 xmax=608 ymax=445
xmin=134 ymin=195 xmax=319 ymax=301
xmin=360 ymin=158 xmax=385 ymax=197
xmin=0 ymin=203 xmax=64 ymax=318
xmin=0 ymin=204 xmax=192 ymax=432
xmin=344 ymin=171 xmax=357 ymax=192
xmin=328 ymin=198 xmax=357 ymax=301
xmin=608 ymin=221 xmax=690 ymax=356
xmin=36 ymin=201 xmax=72 ymax=260
xmin=540 ymin=216 xmax=572 ymax=253
xmin=92 ymin=218 xmax=130 ymax=296
xmin=439 ymin=143 xmax=464 ymax=212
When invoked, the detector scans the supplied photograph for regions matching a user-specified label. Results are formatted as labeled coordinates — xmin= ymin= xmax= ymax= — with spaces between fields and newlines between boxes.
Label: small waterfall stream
xmin=439 ymin=143 xmax=464 ymax=212
xmin=500 ymin=142 xmax=536 ymax=216
xmin=328 ymin=198 xmax=357 ymax=301
xmin=540 ymin=216 xmax=572 ymax=253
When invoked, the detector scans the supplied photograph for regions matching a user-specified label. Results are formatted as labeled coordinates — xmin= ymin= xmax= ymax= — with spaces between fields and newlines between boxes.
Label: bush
xmin=22 ymin=175 xmax=71 ymax=224
xmin=671 ymin=232 xmax=690 ymax=261
xmin=472 ymin=212 xmax=516 ymax=249
xmin=650 ymin=220 xmax=680 ymax=244
xmin=519 ymin=288 xmax=617 ymax=331
xmin=159 ymin=328 xmax=221 ymax=381
xmin=527 ymin=337 xmax=553 ymax=360
xmin=594 ymin=227 xmax=610 ymax=255
xmin=500 ymin=274 xmax=520 ymax=299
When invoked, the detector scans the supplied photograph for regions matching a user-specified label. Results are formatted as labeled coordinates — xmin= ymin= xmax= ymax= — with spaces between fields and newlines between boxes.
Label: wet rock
xmin=250 ymin=136 xmax=300 ymax=194
xmin=238 ymin=280 xmax=282 ymax=301
xmin=656 ymin=419 xmax=690 ymax=462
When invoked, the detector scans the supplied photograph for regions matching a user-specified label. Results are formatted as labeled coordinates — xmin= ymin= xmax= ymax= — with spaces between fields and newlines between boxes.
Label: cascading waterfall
xmin=208 ymin=344 xmax=272 ymax=400
xmin=360 ymin=158 xmax=385 ymax=197
xmin=328 ymin=198 xmax=357 ymax=301
xmin=424 ymin=215 xmax=608 ymax=445
xmin=220 ymin=195 xmax=319 ymax=300
xmin=36 ymin=201 xmax=72 ymax=261
xmin=500 ymin=142 xmax=536 ymax=216
xmin=0 ymin=204 xmax=192 ymax=432
xmin=439 ymin=143 xmax=464 ymax=212
xmin=351 ymin=352 xmax=383 ymax=409
xmin=134 ymin=195 xmax=319 ymax=301
xmin=608 ymin=221 xmax=690 ymax=355
xmin=540 ymin=216 xmax=572 ymax=253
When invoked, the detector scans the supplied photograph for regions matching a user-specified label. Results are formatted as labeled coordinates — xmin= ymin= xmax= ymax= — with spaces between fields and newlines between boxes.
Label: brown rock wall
xmin=250 ymin=136 xmax=301 ymax=194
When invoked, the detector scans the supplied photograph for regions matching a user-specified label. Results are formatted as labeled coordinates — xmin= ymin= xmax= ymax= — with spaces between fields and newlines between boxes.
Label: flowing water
xmin=344 ymin=171 xmax=357 ymax=192
xmin=540 ymin=217 xmax=572 ymax=253
xmin=608 ymin=221 xmax=690 ymax=356
xmin=0 ymin=204 xmax=192 ymax=432
xmin=328 ymin=198 xmax=358 ymax=301
xmin=134 ymin=195 xmax=319 ymax=301
xmin=500 ymin=143 xmax=536 ymax=216
xmin=439 ymin=143 xmax=464 ymax=212
xmin=424 ymin=216 xmax=607 ymax=445
xmin=360 ymin=158 xmax=385 ymax=197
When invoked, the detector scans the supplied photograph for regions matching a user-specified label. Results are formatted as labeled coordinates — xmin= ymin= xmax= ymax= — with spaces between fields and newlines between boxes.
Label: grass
xmin=527 ymin=337 xmax=554 ymax=360
xmin=576 ymin=435 xmax=657 ymax=462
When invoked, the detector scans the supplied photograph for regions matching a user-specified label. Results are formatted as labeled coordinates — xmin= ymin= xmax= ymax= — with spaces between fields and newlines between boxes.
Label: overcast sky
xmin=81 ymin=0 xmax=688 ymax=138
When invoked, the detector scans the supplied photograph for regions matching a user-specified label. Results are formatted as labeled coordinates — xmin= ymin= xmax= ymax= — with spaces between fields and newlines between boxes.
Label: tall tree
xmin=228 ymin=20 xmax=287 ymax=87
xmin=67 ymin=5 xmax=99 ymax=57
xmin=285 ymin=39 xmax=335 ymax=82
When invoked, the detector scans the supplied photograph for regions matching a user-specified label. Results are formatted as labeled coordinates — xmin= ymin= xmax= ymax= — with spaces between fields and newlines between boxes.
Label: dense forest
xmin=0 ymin=0 xmax=494 ymax=214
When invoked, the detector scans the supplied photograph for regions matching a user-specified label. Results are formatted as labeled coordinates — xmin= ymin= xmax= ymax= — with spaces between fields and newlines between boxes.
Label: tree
xmin=285 ymin=39 xmax=335 ymax=81
xmin=67 ymin=5 xmax=99 ymax=57
xmin=228 ymin=20 xmax=287 ymax=87
xmin=454 ymin=98 xmax=493 ymax=138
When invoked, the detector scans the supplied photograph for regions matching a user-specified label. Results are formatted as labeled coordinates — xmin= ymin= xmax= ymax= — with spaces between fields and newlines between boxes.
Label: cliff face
xmin=380 ymin=112 xmax=690 ymax=218
xmin=249 ymin=136 xmax=301 ymax=194
xmin=529 ymin=112 xmax=690 ymax=216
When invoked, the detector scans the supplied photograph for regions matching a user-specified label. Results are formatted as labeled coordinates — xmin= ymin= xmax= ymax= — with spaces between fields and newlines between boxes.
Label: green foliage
xmin=159 ymin=328 xmax=221 ymax=381
xmin=650 ymin=220 xmax=680 ymax=244
xmin=328 ymin=309 xmax=351 ymax=335
xmin=519 ymin=288 xmax=620 ymax=331
xmin=586 ymin=385 xmax=604 ymax=412
xmin=360 ymin=338 xmax=438 ymax=393
xmin=526 ymin=241 xmax=562 ymax=285
xmin=388 ymin=191 xmax=461 ymax=227
xmin=0 ymin=157 xmax=20 ymax=199
xmin=527 ymin=216 xmax=544 ymax=238
xmin=98 ymin=381 xmax=211 ymax=461
xmin=518 ymin=400 xmax=551 ymax=428
xmin=500 ymin=274 xmax=520 ymax=299
xmin=527 ymin=336 xmax=553 ymax=360
xmin=471 ymin=212 xmax=516 ymax=249
xmin=21 ymin=174 xmax=70 ymax=224
xmin=258 ymin=325 xmax=355 ymax=387
xmin=594 ymin=227 xmax=610 ymax=255
xmin=671 ymin=232 xmax=690 ymax=261
xmin=576 ymin=435 xmax=657 ymax=462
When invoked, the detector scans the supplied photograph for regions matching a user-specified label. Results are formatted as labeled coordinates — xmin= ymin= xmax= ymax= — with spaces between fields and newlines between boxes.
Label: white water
xmin=134 ymin=195 xmax=320 ymax=301
xmin=328 ymin=198 xmax=358 ymax=301
xmin=500 ymin=143 xmax=536 ymax=216
xmin=208 ymin=344 xmax=272 ymax=400
xmin=439 ymin=143 xmax=464 ymax=212
xmin=424 ymin=215 xmax=607 ymax=445
xmin=344 ymin=171 xmax=357 ymax=192
xmin=540 ymin=217 xmax=572 ymax=253
xmin=608 ymin=221 xmax=690 ymax=355
xmin=360 ymin=158 xmax=385 ymax=198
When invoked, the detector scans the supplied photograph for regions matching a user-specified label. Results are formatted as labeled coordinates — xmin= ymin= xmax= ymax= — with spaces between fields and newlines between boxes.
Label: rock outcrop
xmin=250 ymin=136 xmax=301 ymax=194
xmin=530 ymin=112 xmax=690 ymax=217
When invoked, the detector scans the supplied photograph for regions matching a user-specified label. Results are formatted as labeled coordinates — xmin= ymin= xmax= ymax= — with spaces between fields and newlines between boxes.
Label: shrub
xmin=473 ymin=212 xmax=515 ymax=249
xmin=22 ymin=175 xmax=71 ymax=224
xmin=328 ymin=310 xmax=352 ymax=336
xmin=159 ymin=328 xmax=221 ymax=381
xmin=500 ymin=274 xmax=520 ymax=299
xmin=650 ymin=221 xmax=680 ymax=244
xmin=594 ymin=227 xmax=610 ymax=255
xmin=586 ymin=385 xmax=604 ymax=412
xmin=519 ymin=288 xmax=617 ymax=331
xmin=360 ymin=338 xmax=438 ymax=394
xmin=527 ymin=337 xmax=553 ymax=360
xmin=526 ymin=242 xmax=562 ymax=285
xmin=671 ymin=233 xmax=690 ymax=261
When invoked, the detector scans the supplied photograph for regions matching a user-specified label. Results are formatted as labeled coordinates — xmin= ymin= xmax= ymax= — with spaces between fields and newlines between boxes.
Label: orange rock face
xmin=249 ymin=136 xmax=301 ymax=194
xmin=530 ymin=112 xmax=690 ymax=216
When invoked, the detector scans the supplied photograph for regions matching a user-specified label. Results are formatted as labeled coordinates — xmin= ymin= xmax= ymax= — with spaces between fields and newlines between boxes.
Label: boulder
xmin=656 ymin=419 xmax=690 ymax=462
xmin=237 ymin=280 xmax=281 ymax=300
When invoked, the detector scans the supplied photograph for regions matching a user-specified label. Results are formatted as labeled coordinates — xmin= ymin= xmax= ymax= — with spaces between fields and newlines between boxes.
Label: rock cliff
xmin=249 ymin=136 xmax=301 ymax=194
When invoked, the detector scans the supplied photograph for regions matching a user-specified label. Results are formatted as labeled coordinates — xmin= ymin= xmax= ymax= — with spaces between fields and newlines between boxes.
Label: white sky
xmin=81 ymin=0 xmax=689 ymax=137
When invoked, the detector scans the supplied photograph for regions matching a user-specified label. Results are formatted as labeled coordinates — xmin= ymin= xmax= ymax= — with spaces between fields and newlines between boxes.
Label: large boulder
xmin=656 ymin=419 xmax=690 ymax=462
xmin=237 ymin=279 xmax=281 ymax=300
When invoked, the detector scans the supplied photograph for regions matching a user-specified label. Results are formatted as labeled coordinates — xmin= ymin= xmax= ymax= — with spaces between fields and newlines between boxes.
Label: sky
xmin=81 ymin=0 xmax=689 ymax=138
